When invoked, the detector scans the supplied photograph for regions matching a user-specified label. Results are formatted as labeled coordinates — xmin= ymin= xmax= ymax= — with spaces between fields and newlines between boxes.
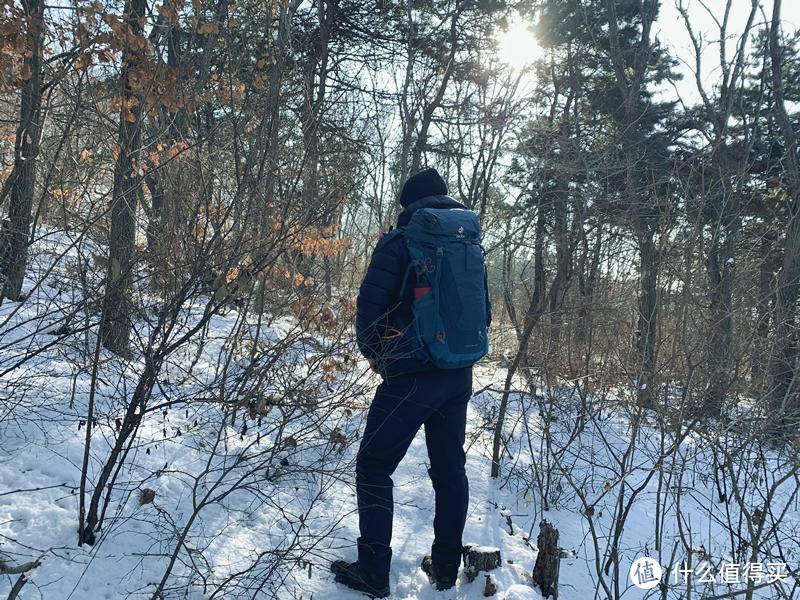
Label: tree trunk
xmin=703 ymin=211 xmax=737 ymax=416
xmin=605 ymin=0 xmax=662 ymax=408
xmin=691 ymin=0 xmax=754 ymax=418
xmin=492 ymin=194 xmax=573 ymax=477
xmin=636 ymin=228 xmax=659 ymax=407
xmin=409 ymin=7 xmax=459 ymax=175
xmin=752 ymin=229 xmax=777 ymax=387
xmin=99 ymin=0 xmax=148 ymax=355
xmin=532 ymin=520 xmax=560 ymax=599
xmin=395 ymin=1 xmax=460 ymax=206
xmin=145 ymin=0 xmax=186 ymax=269
xmin=576 ymin=225 xmax=602 ymax=344
xmin=546 ymin=181 xmax=568 ymax=356
xmin=299 ymin=0 xmax=332 ymax=297
xmin=767 ymin=0 xmax=800 ymax=423
xmin=491 ymin=204 xmax=546 ymax=478
xmin=80 ymin=357 xmax=159 ymax=543
xmin=0 ymin=0 xmax=44 ymax=303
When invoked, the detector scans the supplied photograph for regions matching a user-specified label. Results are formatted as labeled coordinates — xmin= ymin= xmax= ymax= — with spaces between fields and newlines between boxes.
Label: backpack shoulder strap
xmin=374 ymin=227 xmax=414 ymax=297
xmin=375 ymin=227 xmax=403 ymax=251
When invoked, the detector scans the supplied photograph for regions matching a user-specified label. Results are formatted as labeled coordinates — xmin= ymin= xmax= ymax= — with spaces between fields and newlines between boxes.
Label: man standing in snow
xmin=331 ymin=168 xmax=491 ymax=597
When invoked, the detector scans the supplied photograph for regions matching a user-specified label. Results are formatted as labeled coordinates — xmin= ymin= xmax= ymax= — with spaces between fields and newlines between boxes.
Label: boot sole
xmin=420 ymin=555 xmax=456 ymax=590
xmin=333 ymin=574 xmax=390 ymax=598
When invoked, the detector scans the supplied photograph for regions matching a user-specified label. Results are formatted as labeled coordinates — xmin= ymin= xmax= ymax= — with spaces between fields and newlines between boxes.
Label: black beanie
xmin=399 ymin=167 xmax=448 ymax=207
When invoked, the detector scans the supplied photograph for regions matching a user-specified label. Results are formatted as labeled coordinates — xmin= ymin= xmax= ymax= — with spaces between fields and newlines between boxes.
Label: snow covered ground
xmin=0 ymin=232 xmax=797 ymax=599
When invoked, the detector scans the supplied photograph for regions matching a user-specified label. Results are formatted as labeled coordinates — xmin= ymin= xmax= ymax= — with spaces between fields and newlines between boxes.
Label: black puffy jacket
xmin=356 ymin=195 xmax=482 ymax=377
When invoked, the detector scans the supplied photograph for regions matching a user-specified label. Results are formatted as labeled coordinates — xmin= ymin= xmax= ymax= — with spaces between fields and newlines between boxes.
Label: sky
xmin=498 ymin=0 xmax=800 ymax=107
xmin=657 ymin=0 xmax=800 ymax=105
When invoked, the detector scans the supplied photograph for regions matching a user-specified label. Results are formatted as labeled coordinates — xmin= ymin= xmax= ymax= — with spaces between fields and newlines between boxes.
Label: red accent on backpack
xmin=413 ymin=286 xmax=432 ymax=300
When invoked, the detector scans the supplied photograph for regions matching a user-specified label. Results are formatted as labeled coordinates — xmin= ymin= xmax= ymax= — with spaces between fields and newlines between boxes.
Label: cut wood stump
xmin=462 ymin=544 xmax=501 ymax=583
xmin=482 ymin=573 xmax=498 ymax=596
xmin=532 ymin=520 xmax=560 ymax=599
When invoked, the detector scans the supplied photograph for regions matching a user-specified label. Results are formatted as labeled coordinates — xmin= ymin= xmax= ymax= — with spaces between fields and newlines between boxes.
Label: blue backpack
xmin=398 ymin=207 xmax=490 ymax=369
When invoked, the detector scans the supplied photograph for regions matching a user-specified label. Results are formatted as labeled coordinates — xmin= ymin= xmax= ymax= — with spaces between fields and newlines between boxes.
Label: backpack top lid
xmin=405 ymin=207 xmax=481 ymax=243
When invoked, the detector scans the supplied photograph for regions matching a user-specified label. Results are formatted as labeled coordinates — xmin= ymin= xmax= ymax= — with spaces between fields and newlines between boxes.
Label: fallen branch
xmin=0 ymin=557 xmax=41 ymax=575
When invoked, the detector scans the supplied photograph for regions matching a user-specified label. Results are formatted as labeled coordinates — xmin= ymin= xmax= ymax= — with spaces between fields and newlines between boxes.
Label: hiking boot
xmin=420 ymin=555 xmax=457 ymax=591
xmin=330 ymin=560 xmax=390 ymax=598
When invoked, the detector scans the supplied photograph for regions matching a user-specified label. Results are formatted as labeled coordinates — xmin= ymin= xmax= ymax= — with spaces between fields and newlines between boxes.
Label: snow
xmin=467 ymin=546 xmax=501 ymax=554
xmin=503 ymin=586 xmax=540 ymax=600
xmin=0 ymin=230 xmax=797 ymax=599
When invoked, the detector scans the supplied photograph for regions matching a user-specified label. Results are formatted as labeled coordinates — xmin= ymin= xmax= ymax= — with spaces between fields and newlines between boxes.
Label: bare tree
xmin=767 ymin=0 xmax=800 ymax=428
xmin=0 ymin=0 xmax=45 ymax=303
xmin=98 ymin=0 xmax=149 ymax=355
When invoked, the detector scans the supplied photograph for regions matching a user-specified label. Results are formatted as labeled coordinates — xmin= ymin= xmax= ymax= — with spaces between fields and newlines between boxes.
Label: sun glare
xmin=497 ymin=19 xmax=542 ymax=71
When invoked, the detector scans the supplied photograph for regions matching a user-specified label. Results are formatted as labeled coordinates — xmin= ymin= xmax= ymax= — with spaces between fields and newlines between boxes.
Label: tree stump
xmin=532 ymin=520 xmax=560 ymax=599
xmin=482 ymin=574 xmax=498 ymax=596
xmin=462 ymin=544 xmax=501 ymax=583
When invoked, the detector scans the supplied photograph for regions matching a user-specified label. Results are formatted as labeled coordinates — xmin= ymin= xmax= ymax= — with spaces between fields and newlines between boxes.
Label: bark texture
xmin=0 ymin=0 xmax=44 ymax=303
xmin=532 ymin=520 xmax=560 ymax=599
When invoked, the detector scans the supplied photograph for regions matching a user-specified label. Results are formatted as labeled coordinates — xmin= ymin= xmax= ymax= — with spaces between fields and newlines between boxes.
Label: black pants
xmin=356 ymin=366 xmax=472 ymax=580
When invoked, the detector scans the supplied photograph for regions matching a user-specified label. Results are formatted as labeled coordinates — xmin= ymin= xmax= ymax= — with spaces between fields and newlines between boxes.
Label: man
xmin=331 ymin=168 xmax=490 ymax=597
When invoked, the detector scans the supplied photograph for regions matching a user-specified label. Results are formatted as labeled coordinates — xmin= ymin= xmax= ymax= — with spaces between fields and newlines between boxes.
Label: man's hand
xmin=368 ymin=358 xmax=379 ymax=374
